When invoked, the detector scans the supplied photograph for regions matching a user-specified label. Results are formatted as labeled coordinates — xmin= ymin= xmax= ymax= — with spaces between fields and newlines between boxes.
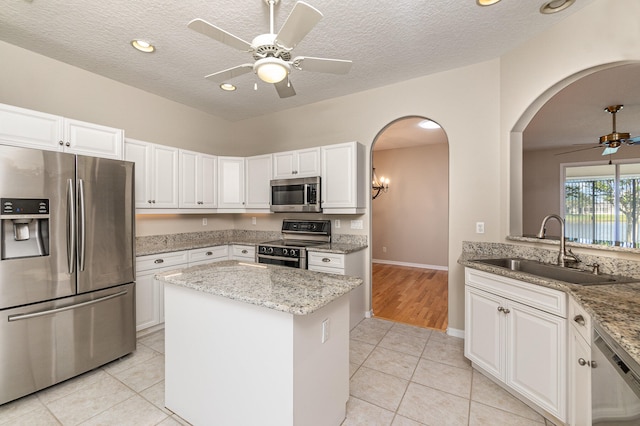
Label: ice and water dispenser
xmin=1 ymin=198 xmax=50 ymax=260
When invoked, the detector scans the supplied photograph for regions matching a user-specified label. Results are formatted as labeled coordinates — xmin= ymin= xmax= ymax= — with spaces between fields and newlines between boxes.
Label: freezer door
xmin=0 ymin=145 xmax=76 ymax=309
xmin=76 ymin=155 xmax=134 ymax=293
xmin=0 ymin=283 xmax=135 ymax=405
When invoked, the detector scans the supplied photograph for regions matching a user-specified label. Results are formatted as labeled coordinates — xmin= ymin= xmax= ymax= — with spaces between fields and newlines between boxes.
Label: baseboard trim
xmin=446 ymin=327 xmax=464 ymax=339
xmin=372 ymin=259 xmax=448 ymax=271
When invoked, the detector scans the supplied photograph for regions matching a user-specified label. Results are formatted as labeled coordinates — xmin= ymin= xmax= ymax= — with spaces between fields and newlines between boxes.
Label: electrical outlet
xmin=335 ymin=219 xmax=341 ymax=229
xmin=251 ymin=217 xmax=257 ymax=225
xmin=350 ymin=220 xmax=363 ymax=230
xmin=476 ymin=222 xmax=485 ymax=234
xmin=322 ymin=319 xmax=330 ymax=343
xmin=202 ymin=218 xmax=207 ymax=226
xmin=382 ymin=246 xmax=387 ymax=253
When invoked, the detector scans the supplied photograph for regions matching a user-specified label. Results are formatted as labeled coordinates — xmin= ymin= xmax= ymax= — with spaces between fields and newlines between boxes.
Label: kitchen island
xmin=155 ymin=260 xmax=363 ymax=426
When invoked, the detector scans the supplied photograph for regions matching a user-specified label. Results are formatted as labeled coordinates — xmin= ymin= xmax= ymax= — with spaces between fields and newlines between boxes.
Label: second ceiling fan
xmin=188 ymin=0 xmax=353 ymax=98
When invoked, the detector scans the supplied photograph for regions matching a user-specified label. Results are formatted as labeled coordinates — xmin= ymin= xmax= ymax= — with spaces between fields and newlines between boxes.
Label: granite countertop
xmin=137 ymin=230 xmax=367 ymax=256
xmin=155 ymin=260 xmax=363 ymax=315
xmin=459 ymin=250 xmax=640 ymax=368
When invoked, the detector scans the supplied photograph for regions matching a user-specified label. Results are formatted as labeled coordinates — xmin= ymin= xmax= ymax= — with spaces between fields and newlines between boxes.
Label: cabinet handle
xmin=322 ymin=258 xmax=331 ymax=263
xmin=497 ymin=306 xmax=504 ymax=312
xmin=154 ymin=259 xmax=164 ymax=264
xmin=578 ymin=358 xmax=591 ymax=367
xmin=59 ymin=140 xmax=64 ymax=146
xmin=573 ymin=314 xmax=585 ymax=326
xmin=152 ymin=200 xmax=156 ymax=204
xmin=241 ymin=249 xmax=248 ymax=254
xmin=148 ymin=200 xmax=153 ymax=204
xmin=205 ymin=251 xmax=213 ymax=256
xmin=503 ymin=308 xmax=510 ymax=314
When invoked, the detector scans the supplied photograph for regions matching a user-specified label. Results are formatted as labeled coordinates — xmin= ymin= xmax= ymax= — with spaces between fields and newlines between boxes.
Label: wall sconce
xmin=372 ymin=168 xmax=390 ymax=200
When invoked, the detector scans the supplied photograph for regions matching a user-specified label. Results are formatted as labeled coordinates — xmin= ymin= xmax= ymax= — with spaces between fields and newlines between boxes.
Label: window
xmin=563 ymin=162 xmax=640 ymax=247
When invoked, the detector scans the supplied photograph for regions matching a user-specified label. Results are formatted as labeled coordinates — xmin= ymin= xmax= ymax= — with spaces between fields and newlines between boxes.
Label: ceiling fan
xmin=188 ymin=0 xmax=353 ymax=98
xmin=558 ymin=105 xmax=640 ymax=156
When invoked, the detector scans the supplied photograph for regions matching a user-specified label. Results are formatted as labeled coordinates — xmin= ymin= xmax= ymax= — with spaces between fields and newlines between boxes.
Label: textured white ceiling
xmin=0 ymin=0 xmax=597 ymax=123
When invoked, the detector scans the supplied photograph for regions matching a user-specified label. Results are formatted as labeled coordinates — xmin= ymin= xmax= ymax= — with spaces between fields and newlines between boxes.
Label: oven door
xmin=592 ymin=327 xmax=640 ymax=424
xmin=256 ymin=254 xmax=304 ymax=269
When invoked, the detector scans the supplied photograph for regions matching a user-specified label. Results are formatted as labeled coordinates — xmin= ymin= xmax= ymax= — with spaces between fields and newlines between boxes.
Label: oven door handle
xmin=257 ymin=254 xmax=301 ymax=263
xmin=304 ymin=184 xmax=309 ymax=205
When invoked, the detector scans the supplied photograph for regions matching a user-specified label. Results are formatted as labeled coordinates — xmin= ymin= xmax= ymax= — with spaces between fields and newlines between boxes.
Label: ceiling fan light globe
xmin=254 ymin=57 xmax=290 ymax=83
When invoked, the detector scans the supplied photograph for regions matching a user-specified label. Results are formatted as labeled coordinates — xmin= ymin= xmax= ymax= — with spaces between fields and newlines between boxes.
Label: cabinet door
xmin=0 ymin=103 xmax=63 ymax=151
xmin=151 ymin=144 xmax=180 ymax=208
xmin=296 ymin=147 xmax=321 ymax=177
xmin=124 ymin=139 xmax=153 ymax=209
xmin=245 ymin=154 xmax=272 ymax=209
xmin=321 ymin=142 xmax=365 ymax=212
xmin=64 ymin=118 xmax=123 ymax=159
xmin=218 ymin=157 xmax=245 ymax=209
xmin=136 ymin=270 xmax=163 ymax=331
xmin=179 ymin=150 xmax=199 ymax=208
xmin=464 ymin=286 xmax=505 ymax=380
xmin=568 ymin=327 xmax=592 ymax=426
xmin=273 ymin=151 xmax=296 ymax=179
xmin=506 ymin=301 xmax=566 ymax=420
xmin=200 ymin=154 xmax=217 ymax=208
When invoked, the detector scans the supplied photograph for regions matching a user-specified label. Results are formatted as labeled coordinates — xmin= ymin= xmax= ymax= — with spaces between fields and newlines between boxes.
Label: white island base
xmin=164 ymin=283 xmax=350 ymax=426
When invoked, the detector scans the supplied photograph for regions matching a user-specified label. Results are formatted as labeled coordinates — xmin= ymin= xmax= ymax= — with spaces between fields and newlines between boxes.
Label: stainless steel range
xmin=256 ymin=219 xmax=331 ymax=269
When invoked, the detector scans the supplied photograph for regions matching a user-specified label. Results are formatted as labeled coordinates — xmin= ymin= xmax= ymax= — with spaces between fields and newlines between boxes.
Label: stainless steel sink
xmin=473 ymin=258 xmax=637 ymax=285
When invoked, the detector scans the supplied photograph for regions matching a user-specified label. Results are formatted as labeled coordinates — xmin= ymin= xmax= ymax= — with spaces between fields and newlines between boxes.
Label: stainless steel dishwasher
xmin=592 ymin=323 xmax=640 ymax=424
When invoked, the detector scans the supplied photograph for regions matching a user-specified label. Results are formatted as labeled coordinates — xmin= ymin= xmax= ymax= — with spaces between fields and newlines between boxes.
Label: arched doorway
xmin=370 ymin=116 xmax=450 ymax=330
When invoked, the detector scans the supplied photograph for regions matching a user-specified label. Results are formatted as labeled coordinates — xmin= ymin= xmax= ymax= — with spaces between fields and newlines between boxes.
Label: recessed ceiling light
xmin=540 ymin=0 xmax=575 ymax=14
xmin=131 ymin=39 xmax=155 ymax=53
xmin=476 ymin=0 xmax=502 ymax=6
xmin=418 ymin=120 xmax=441 ymax=130
xmin=220 ymin=83 xmax=237 ymax=91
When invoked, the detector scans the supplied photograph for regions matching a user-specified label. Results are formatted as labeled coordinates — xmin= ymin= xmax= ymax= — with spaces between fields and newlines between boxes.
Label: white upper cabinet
xmin=321 ymin=141 xmax=366 ymax=214
xmin=217 ymin=156 xmax=246 ymax=210
xmin=179 ymin=149 xmax=217 ymax=209
xmin=245 ymin=154 xmax=272 ymax=210
xmin=272 ymin=147 xmax=321 ymax=179
xmin=125 ymin=138 xmax=179 ymax=209
xmin=0 ymin=103 xmax=123 ymax=159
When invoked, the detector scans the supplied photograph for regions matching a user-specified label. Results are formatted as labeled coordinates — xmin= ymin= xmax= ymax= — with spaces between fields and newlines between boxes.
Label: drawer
xmin=568 ymin=296 xmax=591 ymax=344
xmin=308 ymin=264 xmax=343 ymax=275
xmin=136 ymin=250 xmax=189 ymax=272
xmin=232 ymin=245 xmax=255 ymax=258
xmin=188 ymin=245 xmax=229 ymax=263
xmin=465 ymin=268 xmax=567 ymax=317
xmin=308 ymin=252 xmax=345 ymax=269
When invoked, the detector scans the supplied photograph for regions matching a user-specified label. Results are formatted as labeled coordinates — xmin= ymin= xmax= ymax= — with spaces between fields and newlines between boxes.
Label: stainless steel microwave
xmin=270 ymin=177 xmax=322 ymax=213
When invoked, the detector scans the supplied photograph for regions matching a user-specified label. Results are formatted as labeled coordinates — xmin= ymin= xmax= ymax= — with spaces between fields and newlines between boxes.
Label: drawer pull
xmin=241 ymin=249 xmax=248 ymax=254
xmin=206 ymin=251 xmax=213 ymax=256
xmin=154 ymin=259 xmax=164 ymax=264
xmin=573 ymin=314 xmax=585 ymax=326
xmin=578 ymin=358 xmax=591 ymax=367
xmin=322 ymin=258 xmax=331 ymax=263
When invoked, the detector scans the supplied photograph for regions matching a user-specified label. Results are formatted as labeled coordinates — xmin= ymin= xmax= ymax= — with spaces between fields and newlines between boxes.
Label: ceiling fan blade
xmin=275 ymin=2 xmax=323 ymax=50
xmin=205 ymin=64 xmax=254 ymax=83
xmin=628 ymin=136 xmax=640 ymax=144
xmin=602 ymin=146 xmax=620 ymax=156
xmin=292 ymin=56 xmax=353 ymax=74
xmin=275 ymin=79 xmax=296 ymax=98
xmin=188 ymin=19 xmax=252 ymax=52
xmin=555 ymin=145 xmax=601 ymax=155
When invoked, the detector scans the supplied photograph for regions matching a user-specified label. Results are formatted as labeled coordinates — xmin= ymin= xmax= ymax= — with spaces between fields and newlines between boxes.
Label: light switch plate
xmin=350 ymin=220 xmax=363 ymax=229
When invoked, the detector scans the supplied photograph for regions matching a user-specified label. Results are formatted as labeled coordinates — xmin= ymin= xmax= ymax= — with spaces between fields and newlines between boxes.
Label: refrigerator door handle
xmin=78 ymin=179 xmax=86 ymax=272
xmin=67 ymin=179 xmax=76 ymax=274
xmin=7 ymin=290 xmax=128 ymax=322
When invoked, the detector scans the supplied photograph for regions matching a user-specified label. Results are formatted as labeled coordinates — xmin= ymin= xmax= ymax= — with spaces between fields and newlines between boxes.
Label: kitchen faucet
xmin=536 ymin=214 xmax=580 ymax=267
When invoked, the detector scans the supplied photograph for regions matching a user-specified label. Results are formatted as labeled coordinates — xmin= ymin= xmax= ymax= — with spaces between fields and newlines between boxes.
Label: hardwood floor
xmin=372 ymin=263 xmax=448 ymax=331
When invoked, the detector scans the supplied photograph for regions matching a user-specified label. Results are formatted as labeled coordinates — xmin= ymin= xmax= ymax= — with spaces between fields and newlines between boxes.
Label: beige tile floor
xmin=0 ymin=318 xmax=556 ymax=425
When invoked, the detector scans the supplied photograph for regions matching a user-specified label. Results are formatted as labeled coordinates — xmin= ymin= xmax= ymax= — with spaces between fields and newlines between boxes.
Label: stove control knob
xmin=290 ymin=249 xmax=298 ymax=257
xmin=283 ymin=248 xmax=288 ymax=256
xmin=267 ymin=247 xmax=274 ymax=254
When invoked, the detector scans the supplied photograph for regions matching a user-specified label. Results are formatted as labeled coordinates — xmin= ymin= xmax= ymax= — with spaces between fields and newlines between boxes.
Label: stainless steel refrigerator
xmin=0 ymin=144 xmax=135 ymax=405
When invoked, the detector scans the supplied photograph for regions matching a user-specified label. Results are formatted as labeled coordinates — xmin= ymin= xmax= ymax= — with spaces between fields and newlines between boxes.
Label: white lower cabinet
xmin=136 ymin=251 xmax=188 ymax=331
xmin=307 ymin=250 xmax=366 ymax=329
xmin=464 ymin=268 xmax=567 ymax=422
xmin=568 ymin=297 xmax=592 ymax=426
xmin=230 ymin=244 xmax=256 ymax=261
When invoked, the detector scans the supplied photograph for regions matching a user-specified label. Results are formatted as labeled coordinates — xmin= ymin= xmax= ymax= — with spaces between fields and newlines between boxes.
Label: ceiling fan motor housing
xmin=251 ymin=33 xmax=292 ymax=61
